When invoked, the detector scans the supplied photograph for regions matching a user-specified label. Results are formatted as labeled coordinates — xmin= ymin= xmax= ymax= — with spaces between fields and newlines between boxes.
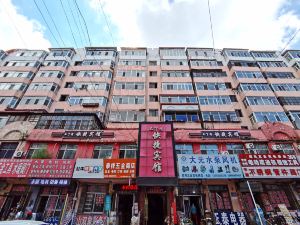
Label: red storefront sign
xmin=0 ymin=159 xmax=32 ymax=178
xmin=138 ymin=123 xmax=176 ymax=178
xmin=239 ymin=154 xmax=300 ymax=178
xmin=29 ymin=159 xmax=75 ymax=178
xmin=103 ymin=159 xmax=136 ymax=178
xmin=0 ymin=159 xmax=75 ymax=178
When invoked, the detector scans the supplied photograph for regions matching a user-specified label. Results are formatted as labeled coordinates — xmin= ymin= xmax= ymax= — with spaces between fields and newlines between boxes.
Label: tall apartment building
xmin=0 ymin=47 xmax=300 ymax=225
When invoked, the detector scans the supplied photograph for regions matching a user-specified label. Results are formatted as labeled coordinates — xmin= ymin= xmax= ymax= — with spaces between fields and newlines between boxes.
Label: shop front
xmin=0 ymin=159 xmax=75 ymax=224
xmin=177 ymin=153 xmax=244 ymax=224
xmin=137 ymin=123 xmax=177 ymax=225
xmin=73 ymin=158 xmax=136 ymax=225
xmin=238 ymin=153 xmax=300 ymax=224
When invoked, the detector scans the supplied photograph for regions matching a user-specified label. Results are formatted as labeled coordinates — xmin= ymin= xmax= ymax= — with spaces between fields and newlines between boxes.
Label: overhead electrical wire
xmin=33 ymin=0 xmax=60 ymax=47
xmin=98 ymin=0 xmax=116 ymax=46
xmin=59 ymin=0 xmax=78 ymax=48
xmin=66 ymin=0 xmax=85 ymax=47
xmin=74 ymin=0 xmax=92 ymax=46
xmin=41 ymin=0 xmax=66 ymax=47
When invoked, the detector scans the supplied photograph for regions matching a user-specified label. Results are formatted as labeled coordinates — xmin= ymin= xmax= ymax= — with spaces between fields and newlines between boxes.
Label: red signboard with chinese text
xmin=0 ymin=159 xmax=75 ymax=178
xmin=0 ymin=159 xmax=32 ymax=178
xmin=138 ymin=123 xmax=176 ymax=177
xmin=103 ymin=159 xmax=136 ymax=178
xmin=29 ymin=159 xmax=75 ymax=178
xmin=239 ymin=154 xmax=300 ymax=178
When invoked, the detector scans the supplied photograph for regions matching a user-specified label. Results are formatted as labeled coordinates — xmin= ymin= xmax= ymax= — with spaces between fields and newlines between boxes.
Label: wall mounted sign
xmin=199 ymin=130 xmax=240 ymax=139
xmin=0 ymin=159 xmax=32 ymax=178
xmin=29 ymin=179 xmax=70 ymax=186
xmin=29 ymin=159 xmax=75 ymax=178
xmin=104 ymin=159 xmax=136 ymax=178
xmin=0 ymin=159 xmax=75 ymax=178
xmin=178 ymin=154 xmax=243 ymax=179
xmin=138 ymin=123 xmax=176 ymax=178
xmin=214 ymin=211 xmax=248 ymax=225
xmin=239 ymin=154 xmax=300 ymax=178
xmin=73 ymin=159 xmax=104 ymax=178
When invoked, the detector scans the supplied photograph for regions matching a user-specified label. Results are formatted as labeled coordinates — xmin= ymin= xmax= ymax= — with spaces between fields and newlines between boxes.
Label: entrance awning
xmin=136 ymin=177 xmax=178 ymax=186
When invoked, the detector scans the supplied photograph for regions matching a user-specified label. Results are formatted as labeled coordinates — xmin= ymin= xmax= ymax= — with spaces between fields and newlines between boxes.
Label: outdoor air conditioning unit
xmin=271 ymin=144 xmax=281 ymax=151
xmin=13 ymin=150 xmax=23 ymax=158
xmin=297 ymin=144 xmax=300 ymax=151
xmin=245 ymin=143 xmax=254 ymax=149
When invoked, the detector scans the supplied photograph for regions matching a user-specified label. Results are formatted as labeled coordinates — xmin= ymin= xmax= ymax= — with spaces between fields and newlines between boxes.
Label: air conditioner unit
xmin=245 ymin=143 xmax=254 ymax=149
xmin=271 ymin=144 xmax=281 ymax=151
xmin=13 ymin=150 xmax=23 ymax=158
xmin=297 ymin=145 xmax=300 ymax=150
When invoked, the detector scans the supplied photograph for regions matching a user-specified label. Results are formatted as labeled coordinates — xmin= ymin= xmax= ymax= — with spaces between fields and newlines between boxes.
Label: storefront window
xmin=0 ymin=142 xmax=18 ymax=158
xmin=119 ymin=144 xmax=137 ymax=158
xmin=226 ymin=143 xmax=245 ymax=154
xmin=175 ymin=144 xmax=193 ymax=154
xmin=200 ymin=144 xmax=218 ymax=154
xmin=93 ymin=145 xmax=113 ymax=159
xmin=83 ymin=193 xmax=105 ymax=213
xmin=57 ymin=144 xmax=77 ymax=159
xmin=26 ymin=143 xmax=48 ymax=159
xmin=208 ymin=186 xmax=232 ymax=210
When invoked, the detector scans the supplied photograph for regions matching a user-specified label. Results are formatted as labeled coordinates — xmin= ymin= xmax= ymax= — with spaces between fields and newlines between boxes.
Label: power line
xmin=66 ymin=0 xmax=85 ymax=47
xmin=74 ymin=0 xmax=92 ymax=46
xmin=33 ymin=0 xmax=60 ymax=47
xmin=59 ymin=0 xmax=78 ymax=48
xmin=41 ymin=0 xmax=66 ymax=47
xmin=207 ymin=0 xmax=215 ymax=50
xmin=98 ymin=0 xmax=116 ymax=46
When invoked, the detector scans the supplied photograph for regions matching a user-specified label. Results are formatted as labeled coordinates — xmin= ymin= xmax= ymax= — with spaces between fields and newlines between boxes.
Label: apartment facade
xmin=0 ymin=47 xmax=299 ymax=225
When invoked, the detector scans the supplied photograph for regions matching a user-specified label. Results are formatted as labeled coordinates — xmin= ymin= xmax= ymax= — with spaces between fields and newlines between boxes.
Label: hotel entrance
xmin=147 ymin=193 xmax=166 ymax=225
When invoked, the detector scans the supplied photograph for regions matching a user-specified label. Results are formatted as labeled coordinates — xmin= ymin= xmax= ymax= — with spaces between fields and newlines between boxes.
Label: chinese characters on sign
xmin=104 ymin=159 xmax=136 ymax=178
xmin=214 ymin=211 xmax=248 ymax=225
xmin=239 ymin=154 xmax=300 ymax=178
xmin=29 ymin=179 xmax=70 ymax=186
xmin=0 ymin=159 xmax=32 ymax=178
xmin=178 ymin=154 xmax=243 ymax=179
xmin=63 ymin=130 xmax=104 ymax=139
xmin=29 ymin=159 xmax=75 ymax=178
xmin=73 ymin=159 xmax=104 ymax=178
xmin=201 ymin=131 xmax=240 ymax=139
xmin=151 ymin=128 xmax=163 ymax=173
xmin=139 ymin=123 xmax=176 ymax=178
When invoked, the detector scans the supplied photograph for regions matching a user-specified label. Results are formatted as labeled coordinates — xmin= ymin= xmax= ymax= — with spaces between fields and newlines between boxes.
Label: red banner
xmin=239 ymin=154 xmax=300 ymax=178
xmin=29 ymin=159 xmax=75 ymax=178
xmin=104 ymin=159 xmax=136 ymax=178
xmin=0 ymin=159 xmax=32 ymax=178
xmin=0 ymin=159 xmax=75 ymax=178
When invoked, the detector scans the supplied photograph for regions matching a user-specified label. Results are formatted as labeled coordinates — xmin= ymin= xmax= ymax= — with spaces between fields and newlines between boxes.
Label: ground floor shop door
xmin=147 ymin=194 xmax=166 ymax=225
xmin=183 ymin=196 xmax=202 ymax=225
xmin=118 ymin=194 xmax=133 ymax=225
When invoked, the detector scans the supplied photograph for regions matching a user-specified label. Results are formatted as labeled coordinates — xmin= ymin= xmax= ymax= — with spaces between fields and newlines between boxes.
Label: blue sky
xmin=0 ymin=0 xmax=300 ymax=50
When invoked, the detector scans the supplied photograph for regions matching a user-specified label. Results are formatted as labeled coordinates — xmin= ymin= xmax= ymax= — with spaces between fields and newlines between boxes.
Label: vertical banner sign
xmin=139 ymin=123 xmax=175 ymax=177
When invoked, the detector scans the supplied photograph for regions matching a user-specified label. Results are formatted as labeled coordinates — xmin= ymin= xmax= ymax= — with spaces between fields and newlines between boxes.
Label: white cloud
xmin=0 ymin=0 xmax=51 ymax=50
xmin=89 ymin=0 xmax=300 ymax=50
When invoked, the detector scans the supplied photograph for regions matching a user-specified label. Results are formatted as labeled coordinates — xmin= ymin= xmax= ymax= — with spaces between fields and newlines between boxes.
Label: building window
xmin=209 ymin=185 xmax=232 ymax=210
xmin=175 ymin=144 xmax=193 ymax=154
xmin=149 ymin=109 xmax=158 ymax=117
xmin=149 ymin=95 xmax=158 ymax=102
xmin=250 ymin=112 xmax=290 ymax=123
xmin=26 ymin=143 xmax=48 ymax=159
xmin=198 ymin=96 xmax=232 ymax=105
xmin=273 ymin=143 xmax=295 ymax=155
xmin=119 ymin=144 xmax=137 ymax=158
xmin=248 ymin=143 xmax=269 ymax=154
xmin=226 ymin=143 xmax=244 ymax=154
xmin=0 ymin=142 xmax=18 ymax=158
xmin=57 ymin=144 xmax=77 ymax=159
xmin=109 ymin=111 xmax=145 ymax=122
xmin=83 ymin=191 xmax=105 ymax=213
xmin=149 ymin=83 xmax=158 ymax=89
xmin=164 ymin=112 xmax=199 ymax=122
xmin=93 ymin=145 xmax=113 ymax=159
xmin=200 ymin=144 xmax=218 ymax=154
